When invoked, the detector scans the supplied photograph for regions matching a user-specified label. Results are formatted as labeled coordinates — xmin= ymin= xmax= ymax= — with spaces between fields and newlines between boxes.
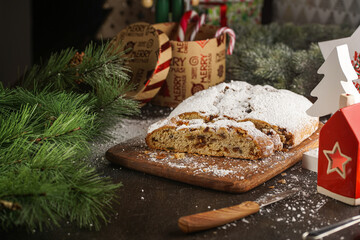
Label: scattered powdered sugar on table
xmin=207 ymin=164 xmax=331 ymax=237
xmin=88 ymin=105 xmax=173 ymax=168
xmin=88 ymin=117 xmax=163 ymax=168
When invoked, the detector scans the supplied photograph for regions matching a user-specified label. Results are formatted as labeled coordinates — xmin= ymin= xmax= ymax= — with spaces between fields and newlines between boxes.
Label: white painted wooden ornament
xmin=319 ymin=26 xmax=360 ymax=60
xmin=306 ymin=44 xmax=360 ymax=117
xmin=302 ymin=148 xmax=318 ymax=172
xmin=318 ymin=26 xmax=360 ymax=98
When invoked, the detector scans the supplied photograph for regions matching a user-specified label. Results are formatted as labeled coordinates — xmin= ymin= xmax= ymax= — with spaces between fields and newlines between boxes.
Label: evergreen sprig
xmin=0 ymin=87 xmax=118 ymax=231
xmin=20 ymin=41 xmax=134 ymax=110
xmin=0 ymin=40 xmax=140 ymax=231
xmin=227 ymin=23 xmax=354 ymax=96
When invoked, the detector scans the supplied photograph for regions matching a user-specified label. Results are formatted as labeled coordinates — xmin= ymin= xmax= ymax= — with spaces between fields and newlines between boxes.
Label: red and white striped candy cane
xmin=215 ymin=27 xmax=236 ymax=55
xmin=177 ymin=10 xmax=199 ymax=41
xmin=190 ymin=13 xmax=206 ymax=41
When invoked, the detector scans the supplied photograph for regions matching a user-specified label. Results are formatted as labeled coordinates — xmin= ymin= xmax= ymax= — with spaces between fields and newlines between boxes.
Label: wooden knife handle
xmin=178 ymin=201 xmax=260 ymax=233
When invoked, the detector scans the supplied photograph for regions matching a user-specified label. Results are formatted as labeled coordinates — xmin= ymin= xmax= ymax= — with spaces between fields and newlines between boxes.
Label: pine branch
xmin=227 ymin=23 xmax=354 ymax=96
xmin=0 ymin=40 xmax=140 ymax=232
xmin=292 ymin=43 xmax=323 ymax=95
xmin=0 ymin=100 xmax=120 ymax=231
xmin=19 ymin=40 xmax=140 ymax=118
xmin=20 ymin=48 xmax=79 ymax=91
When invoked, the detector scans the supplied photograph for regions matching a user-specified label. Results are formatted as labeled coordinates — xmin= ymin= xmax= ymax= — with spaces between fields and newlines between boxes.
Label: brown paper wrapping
xmin=111 ymin=22 xmax=172 ymax=105
xmin=151 ymin=22 xmax=226 ymax=107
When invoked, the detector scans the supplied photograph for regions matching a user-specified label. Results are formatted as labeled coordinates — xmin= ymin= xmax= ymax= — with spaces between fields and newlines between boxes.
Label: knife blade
xmin=302 ymin=215 xmax=360 ymax=240
xmin=178 ymin=188 xmax=299 ymax=233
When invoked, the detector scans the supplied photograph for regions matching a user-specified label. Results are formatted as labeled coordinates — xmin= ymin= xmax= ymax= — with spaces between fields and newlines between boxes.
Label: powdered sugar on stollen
xmin=154 ymin=81 xmax=318 ymax=136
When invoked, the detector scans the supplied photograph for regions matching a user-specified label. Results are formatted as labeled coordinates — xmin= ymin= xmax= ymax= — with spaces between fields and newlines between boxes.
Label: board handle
xmin=178 ymin=201 xmax=260 ymax=233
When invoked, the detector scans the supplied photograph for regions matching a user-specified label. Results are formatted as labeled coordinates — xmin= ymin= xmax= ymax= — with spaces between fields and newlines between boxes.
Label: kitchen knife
xmin=178 ymin=188 xmax=299 ymax=233
xmin=302 ymin=215 xmax=360 ymax=240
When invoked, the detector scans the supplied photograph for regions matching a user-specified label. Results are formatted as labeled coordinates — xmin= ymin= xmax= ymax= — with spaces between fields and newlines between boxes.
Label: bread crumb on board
xmin=278 ymin=179 xmax=287 ymax=184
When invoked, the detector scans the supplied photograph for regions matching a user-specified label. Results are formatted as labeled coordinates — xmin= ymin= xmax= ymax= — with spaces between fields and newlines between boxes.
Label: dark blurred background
xmin=1 ymin=0 xmax=359 ymax=88
xmin=0 ymin=0 xmax=154 ymax=87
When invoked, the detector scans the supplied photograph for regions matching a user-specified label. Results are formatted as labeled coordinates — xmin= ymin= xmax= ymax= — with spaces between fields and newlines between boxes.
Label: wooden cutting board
xmin=106 ymin=124 xmax=322 ymax=193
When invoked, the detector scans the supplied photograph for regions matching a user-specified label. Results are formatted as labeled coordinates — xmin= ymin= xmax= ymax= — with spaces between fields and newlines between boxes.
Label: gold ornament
xmin=191 ymin=0 xmax=200 ymax=6
xmin=142 ymin=0 xmax=153 ymax=8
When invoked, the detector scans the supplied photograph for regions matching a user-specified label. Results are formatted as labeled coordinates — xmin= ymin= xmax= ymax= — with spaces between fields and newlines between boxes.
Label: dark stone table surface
xmin=3 ymin=105 xmax=360 ymax=240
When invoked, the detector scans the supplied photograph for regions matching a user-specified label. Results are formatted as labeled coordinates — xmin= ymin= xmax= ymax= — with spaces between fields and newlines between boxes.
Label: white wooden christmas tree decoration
xmin=306 ymin=44 xmax=360 ymax=117
xmin=318 ymin=25 xmax=360 ymax=59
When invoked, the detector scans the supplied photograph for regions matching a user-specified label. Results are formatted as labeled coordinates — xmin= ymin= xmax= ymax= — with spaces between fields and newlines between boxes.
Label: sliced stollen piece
xmin=165 ymin=81 xmax=319 ymax=149
xmin=146 ymin=118 xmax=275 ymax=160
xmin=146 ymin=81 xmax=319 ymax=159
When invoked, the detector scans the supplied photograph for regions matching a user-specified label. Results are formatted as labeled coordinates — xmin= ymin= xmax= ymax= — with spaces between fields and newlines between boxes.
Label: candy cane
xmin=215 ymin=27 xmax=236 ymax=55
xmin=177 ymin=10 xmax=199 ymax=41
xmin=190 ymin=13 xmax=206 ymax=41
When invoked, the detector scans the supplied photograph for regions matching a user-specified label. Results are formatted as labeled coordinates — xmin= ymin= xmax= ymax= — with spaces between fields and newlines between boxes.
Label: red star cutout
xmin=324 ymin=142 xmax=352 ymax=179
